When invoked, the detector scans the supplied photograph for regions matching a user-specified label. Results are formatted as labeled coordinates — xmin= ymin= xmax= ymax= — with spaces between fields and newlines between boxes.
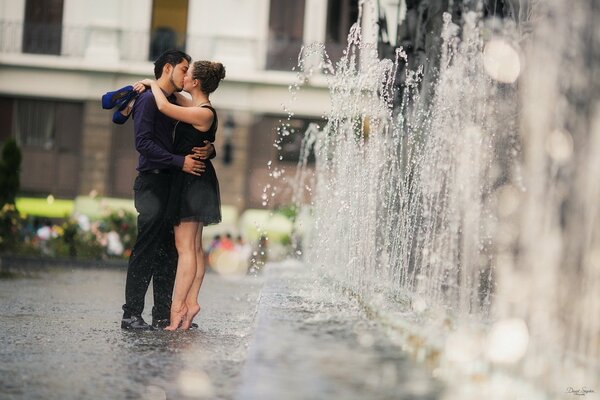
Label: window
xmin=22 ymin=0 xmax=64 ymax=55
xmin=14 ymin=99 xmax=56 ymax=149
xmin=266 ymin=0 xmax=306 ymax=70
xmin=326 ymin=0 xmax=359 ymax=62
xmin=149 ymin=0 xmax=189 ymax=61
xmin=1 ymin=97 xmax=82 ymax=196
xmin=246 ymin=114 xmax=321 ymax=209
xmin=277 ymin=117 xmax=320 ymax=164
xmin=254 ymin=115 xmax=321 ymax=164
xmin=10 ymin=98 xmax=83 ymax=150
xmin=0 ymin=98 xmax=13 ymax=143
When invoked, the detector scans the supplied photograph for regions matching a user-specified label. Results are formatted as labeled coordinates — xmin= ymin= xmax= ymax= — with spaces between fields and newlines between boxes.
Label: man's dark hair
xmin=153 ymin=50 xmax=191 ymax=79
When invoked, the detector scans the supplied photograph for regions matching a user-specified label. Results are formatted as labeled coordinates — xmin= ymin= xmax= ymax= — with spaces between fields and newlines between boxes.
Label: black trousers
xmin=122 ymin=172 xmax=177 ymax=320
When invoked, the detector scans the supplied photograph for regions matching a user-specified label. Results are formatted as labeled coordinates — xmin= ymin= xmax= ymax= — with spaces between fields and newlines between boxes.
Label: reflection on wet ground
xmin=238 ymin=262 xmax=442 ymax=400
xmin=0 ymin=263 xmax=441 ymax=399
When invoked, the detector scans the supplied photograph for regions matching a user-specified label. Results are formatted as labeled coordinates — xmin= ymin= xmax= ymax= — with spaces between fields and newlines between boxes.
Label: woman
xmin=136 ymin=60 xmax=225 ymax=330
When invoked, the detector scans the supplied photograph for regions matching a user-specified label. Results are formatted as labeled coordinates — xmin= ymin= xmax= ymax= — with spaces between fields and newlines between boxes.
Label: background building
xmin=0 ymin=0 xmax=394 ymax=211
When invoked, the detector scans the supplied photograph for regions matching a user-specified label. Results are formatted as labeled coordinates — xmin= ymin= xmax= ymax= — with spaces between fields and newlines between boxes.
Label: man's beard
xmin=169 ymin=72 xmax=183 ymax=92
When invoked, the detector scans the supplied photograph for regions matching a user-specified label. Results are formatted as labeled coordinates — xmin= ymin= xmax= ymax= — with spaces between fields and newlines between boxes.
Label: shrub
xmin=46 ymin=220 xmax=104 ymax=259
xmin=0 ymin=204 xmax=22 ymax=252
xmin=0 ymin=139 xmax=22 ymax=207
xmin=97 ymin=209 xmax=137 ymax=257
xmin=0 ymin=207 xmax=137 ymax=260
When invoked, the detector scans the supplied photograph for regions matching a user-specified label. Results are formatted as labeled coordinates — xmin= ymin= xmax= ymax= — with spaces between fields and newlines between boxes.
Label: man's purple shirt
xmin=132 ymin=90 xmax=185 ymax=172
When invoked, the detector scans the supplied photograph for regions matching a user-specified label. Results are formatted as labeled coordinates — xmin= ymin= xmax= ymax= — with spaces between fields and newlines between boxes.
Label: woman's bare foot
xmin=165 ymin=304 xmax=188 ymax=331
xmin=181 ymin=303 xmax=201 ymax=330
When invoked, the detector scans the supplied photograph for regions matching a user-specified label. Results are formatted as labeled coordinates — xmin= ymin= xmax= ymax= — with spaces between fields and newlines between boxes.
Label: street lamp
xmin=222 ymin=115 xmax=235 ymax=165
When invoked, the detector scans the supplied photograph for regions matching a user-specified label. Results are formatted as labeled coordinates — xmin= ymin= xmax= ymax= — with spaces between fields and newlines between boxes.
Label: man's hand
xmin=182 ymin=154 xmax=206 ymax=176
xmin=191 ymin=141 xmax=215 ymax=160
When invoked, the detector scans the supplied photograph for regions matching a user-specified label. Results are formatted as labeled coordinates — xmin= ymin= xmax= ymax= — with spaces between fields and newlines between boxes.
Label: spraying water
xmin=276 ymin=0 xmax=599 ymax=396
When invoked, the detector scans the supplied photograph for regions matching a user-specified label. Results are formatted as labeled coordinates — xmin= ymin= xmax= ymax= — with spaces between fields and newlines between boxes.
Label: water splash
xmin=286 ymin=0 xmax=600 ymax=395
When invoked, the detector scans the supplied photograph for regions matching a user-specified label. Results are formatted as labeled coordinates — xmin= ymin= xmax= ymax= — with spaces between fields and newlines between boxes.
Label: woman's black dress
xmin=167 ymin=105 xmax=221 ymax=225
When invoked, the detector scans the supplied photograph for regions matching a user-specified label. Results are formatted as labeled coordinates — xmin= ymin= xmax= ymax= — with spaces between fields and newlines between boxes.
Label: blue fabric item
xmin=101 ymin=85 xmax=135 ymax=109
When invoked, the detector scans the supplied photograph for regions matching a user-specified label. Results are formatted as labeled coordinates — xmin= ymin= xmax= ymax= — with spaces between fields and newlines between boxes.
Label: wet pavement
xmin=0 ymin=267 xmax=263 ymax=400
xmin=238 ymin=261 xmax=442 ymax=400
xmin=0 ymin=262 xmax=441 ymax=399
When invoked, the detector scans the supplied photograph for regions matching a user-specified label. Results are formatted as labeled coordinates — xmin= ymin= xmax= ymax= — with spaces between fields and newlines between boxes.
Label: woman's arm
xmin=149 ymin=81 xmax=214 ymax=130
xmin=133 ymin=79 xmax=153 ymax=94
xmin=174 ymin=92 xmax=193 ymax=107
xmin=133 ymin=79 xmax=188 ymax=109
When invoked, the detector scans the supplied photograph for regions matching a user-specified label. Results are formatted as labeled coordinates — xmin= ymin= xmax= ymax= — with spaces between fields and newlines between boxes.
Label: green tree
xmin=0 ymin=139 xmax=22 ymax=207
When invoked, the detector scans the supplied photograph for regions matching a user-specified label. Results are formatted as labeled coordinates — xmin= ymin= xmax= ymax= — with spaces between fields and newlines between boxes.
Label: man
xmin=121 ymin=50 xmax=214 ymax=330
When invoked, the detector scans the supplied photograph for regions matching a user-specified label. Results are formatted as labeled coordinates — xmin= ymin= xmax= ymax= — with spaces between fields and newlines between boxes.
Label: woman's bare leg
xmin=181 ymin=223 xmax=205 ymax=330
xmin=165 ymin=221 xmax=199 ymax=331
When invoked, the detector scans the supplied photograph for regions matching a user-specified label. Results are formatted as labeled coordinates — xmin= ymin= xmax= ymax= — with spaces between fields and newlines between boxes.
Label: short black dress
xmin=167 ymin=105 xmax=221 ymax=225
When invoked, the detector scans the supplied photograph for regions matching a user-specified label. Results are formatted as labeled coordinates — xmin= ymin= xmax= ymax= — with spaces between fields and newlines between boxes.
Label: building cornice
xmin=0 ymin=53 xmax=331 ymax=116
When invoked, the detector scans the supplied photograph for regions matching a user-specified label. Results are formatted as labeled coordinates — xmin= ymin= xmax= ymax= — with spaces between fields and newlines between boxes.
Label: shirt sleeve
xmin=133 ymin=93 xmax=184 ymax=169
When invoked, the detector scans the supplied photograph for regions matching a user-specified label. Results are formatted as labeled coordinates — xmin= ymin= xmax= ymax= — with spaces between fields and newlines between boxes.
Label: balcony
xmin=0 ymin=20 xmax=265 ymax=69
xmin=0 ymin=19 xmax=332 ymax=113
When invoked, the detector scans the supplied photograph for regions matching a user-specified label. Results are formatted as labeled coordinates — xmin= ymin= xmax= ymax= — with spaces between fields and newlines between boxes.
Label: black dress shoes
xmin=121 ymin=315 xmax=154 ymax=330
xmin=151 ymin=318 xmax=170 ymax=329
xmin=152 ymin=318 xmax=198 ymax=329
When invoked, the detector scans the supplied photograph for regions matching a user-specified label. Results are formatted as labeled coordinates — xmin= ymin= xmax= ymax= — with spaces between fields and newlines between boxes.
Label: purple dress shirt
xmin=132 ymin=90 xmax=185 ymax=172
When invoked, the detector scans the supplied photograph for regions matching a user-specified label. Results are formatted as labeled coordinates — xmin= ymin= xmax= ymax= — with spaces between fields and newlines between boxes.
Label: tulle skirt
xmin=166 ymin=162 xmax=221 ymax=226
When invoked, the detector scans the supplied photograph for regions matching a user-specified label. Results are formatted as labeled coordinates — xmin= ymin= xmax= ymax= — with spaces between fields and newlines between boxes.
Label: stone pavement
xmin=0 ymin=262 xmax=441 ymax=400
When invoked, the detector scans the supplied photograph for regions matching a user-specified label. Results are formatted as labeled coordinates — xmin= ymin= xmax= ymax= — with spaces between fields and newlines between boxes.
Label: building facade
xmin=0 ymin=0 xmax=387 ymax=211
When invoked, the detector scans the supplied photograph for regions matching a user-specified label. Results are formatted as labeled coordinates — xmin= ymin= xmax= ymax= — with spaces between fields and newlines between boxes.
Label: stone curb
xmin=0 ymin=254 xmax=128 ymax=270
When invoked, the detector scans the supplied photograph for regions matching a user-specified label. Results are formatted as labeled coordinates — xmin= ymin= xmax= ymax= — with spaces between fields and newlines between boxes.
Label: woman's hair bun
xmin=212 ymin=62 xmax=226 ymax=80
xmin=193 ymin=60 xmax=226 ymax=94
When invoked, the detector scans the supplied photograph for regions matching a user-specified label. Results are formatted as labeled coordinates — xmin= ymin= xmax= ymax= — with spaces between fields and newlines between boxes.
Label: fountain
xmin=271 ymin=0 xmax=600 ymax=397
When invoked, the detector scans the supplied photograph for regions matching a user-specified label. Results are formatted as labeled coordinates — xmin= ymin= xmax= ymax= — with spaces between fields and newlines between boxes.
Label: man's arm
xmin=192 ymin=141 xmax=216 ymax=160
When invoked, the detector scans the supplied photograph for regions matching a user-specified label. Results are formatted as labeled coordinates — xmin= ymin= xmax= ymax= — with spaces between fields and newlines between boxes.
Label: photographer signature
xmin=566 ymin=387 xmax=595 ymax=396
